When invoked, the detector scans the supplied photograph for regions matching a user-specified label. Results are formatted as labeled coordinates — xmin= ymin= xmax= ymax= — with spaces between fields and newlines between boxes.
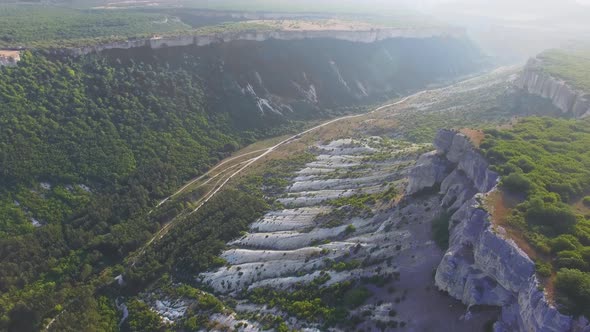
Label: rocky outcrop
xmin=406 ymin=151 xmax=452 ymax=195
xmin=517 ymin=58 xmax=590 ymax=118
xmin=408 ymin=129 xmax=590 ymax=332
xmin=54 ymin=27 xmax=465 ymax=57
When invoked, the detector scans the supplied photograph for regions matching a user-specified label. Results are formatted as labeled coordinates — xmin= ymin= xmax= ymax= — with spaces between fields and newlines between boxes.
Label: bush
xmin=515 ymin=156 xmax=536 ymax=173
xmin=555 ymin=269 xmax=590 ymax=317
xmin=555 ymin=251 xmax=589 ymax=271
xmin=551 ymin=235 xmax=581 ymax=253
xmin=525 ymin=199 xmax=577 ymax=235
xmin=583 ymin=196 xmax=590 ymax=207
xmin=502 ymin=173 xmax=532 ymax=193
xmin=535 ymin=261 xmax=552 ymax=278
xmin=342 ymin=287 xmax=370 ymax=308
xmin=344 ymin=224 xmax=356 ymax=235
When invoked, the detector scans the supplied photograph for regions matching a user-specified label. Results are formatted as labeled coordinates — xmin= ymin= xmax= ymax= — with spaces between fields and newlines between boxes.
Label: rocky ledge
xmin=516 ymin=58 xmax=590 ymax=118
xmin=55 ymin=27 xmax=465 ymax=56
xmin=408 ymin=129 xmax=590 ymax=332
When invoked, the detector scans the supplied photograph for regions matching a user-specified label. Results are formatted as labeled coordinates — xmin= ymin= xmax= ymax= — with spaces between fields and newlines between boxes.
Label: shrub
xmin=555 ymin=269 xmax=590 ymax=317
xmin=555 ymin=251 xmax=589 ymax=271
xmin=583 ymin=196 xmax=590 ymax=207
xmin=525 ymin=199 xmax=577 ymax=235
xmin=515 ymin=156 xmax=536 ymax=173
xmin=551 ymin=235 xmax=581 ymax=253
xmin=342 ymin=287 xmax=370 ymax=308
xmin=344 ymin=224 xmax=356 ymax=235
xmin=535 ymin=261 xmax=552 ymax=278
xmin=502 ymin=173 xmax=532 ymax=193
xmin=197 ymin=294 xmax=224 ymax=313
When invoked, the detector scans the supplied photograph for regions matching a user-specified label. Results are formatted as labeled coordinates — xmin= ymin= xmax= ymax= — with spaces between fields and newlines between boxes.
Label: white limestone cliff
xmin=408 ymin=129 xmax=590 ymax=332
xmin=517 ymin=58 xmax=590 ymax=118
xmin=54 ymin=27 xmax=465 ymax=56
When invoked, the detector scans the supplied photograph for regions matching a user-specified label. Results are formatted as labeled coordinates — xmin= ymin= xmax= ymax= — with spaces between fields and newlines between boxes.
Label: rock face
xmin=91 ymin=36 xmax=481 ymax=132
xmin=408 ymin=129 xmax=590 ymax=332
xmin=55 ymin=27 xmax=465 ymax=56
xmin=517 ymin=58 xmax=590 ymax=118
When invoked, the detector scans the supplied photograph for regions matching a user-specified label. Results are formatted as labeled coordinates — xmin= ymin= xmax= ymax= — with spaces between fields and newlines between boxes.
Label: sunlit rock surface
xmin=59 ymin=27 xmax=466 ymax=56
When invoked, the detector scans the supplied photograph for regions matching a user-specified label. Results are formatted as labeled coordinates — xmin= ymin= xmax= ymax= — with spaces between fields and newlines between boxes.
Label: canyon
xmin=3 ymin=3 xmax=590 ymax=330
xmin=132 ymin=69 xmax=569 ymax=331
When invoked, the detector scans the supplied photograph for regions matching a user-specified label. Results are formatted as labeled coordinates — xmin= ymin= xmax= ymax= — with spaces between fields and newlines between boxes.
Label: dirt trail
xmin=131 ymin=69 xmax=506 ymax=264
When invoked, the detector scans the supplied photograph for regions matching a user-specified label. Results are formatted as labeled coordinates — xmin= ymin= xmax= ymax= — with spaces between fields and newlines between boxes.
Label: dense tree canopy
xmin=482 ymin=117 xmax=590 ymax=316
xmin=0 ymin=50 xmax=277 ymax=330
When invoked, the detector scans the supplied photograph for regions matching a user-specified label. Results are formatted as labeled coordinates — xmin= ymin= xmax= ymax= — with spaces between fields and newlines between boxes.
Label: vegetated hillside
xmin=64 ymin=0 xmax=425 ymax=17
xmin=0 ymin=51 xmax=251 ymax=331
xmin=481 ymin=117 xmax=590 ymax=318
xmin=537 ymin=49 xmax=590 ymax=92
xmin=0 ymin=4 xmax=445 ymax=49
xmin=0 ymin=35 xmax=484 ymax=330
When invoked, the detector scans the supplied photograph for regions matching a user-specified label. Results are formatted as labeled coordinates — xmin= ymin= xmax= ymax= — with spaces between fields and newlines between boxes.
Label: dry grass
xmin=459 ymin=128 xmax=485 ymax=148
xmin=0 ymin=50 xmax=20 ymax=60
xmin=250 ymin=19 xmax=381 ymax=32
xmin=573 ymin=197 xmax=590 ymax=216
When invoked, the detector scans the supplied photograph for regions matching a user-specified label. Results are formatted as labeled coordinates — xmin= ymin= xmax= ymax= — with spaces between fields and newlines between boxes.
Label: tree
xmin=502 ymin=173 xmax=532 ymax=193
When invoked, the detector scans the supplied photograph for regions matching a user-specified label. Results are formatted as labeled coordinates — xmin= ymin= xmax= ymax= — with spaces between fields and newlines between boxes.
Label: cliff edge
xmin=52 ymin=26 xmax=465 ymax=56
xmin=408 ymin=129 xmax=590 ymax=332
xmin=517 ymin=58 xmax=590 ymax=118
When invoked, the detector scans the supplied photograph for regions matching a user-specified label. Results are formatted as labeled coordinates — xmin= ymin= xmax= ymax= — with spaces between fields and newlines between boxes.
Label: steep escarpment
xmin=408 ymin=130 xmax=589 ymax=332
xmin=103 ymin=35 xmax=483 ymax=130
xmin=517 ymin=58 xmax=590 ymax=118
xmin=56 ymin=27 xmax=465 ymax=56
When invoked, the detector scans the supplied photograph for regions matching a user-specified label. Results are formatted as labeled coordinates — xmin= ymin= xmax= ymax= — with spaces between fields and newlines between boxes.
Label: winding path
xmin=132 ymin=70 xmax=498 ymax=264
xmin=45 ymin=69 xmax=502 ymax=330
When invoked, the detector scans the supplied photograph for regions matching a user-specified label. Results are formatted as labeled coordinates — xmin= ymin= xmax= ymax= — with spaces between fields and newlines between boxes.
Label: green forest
xmin=0 ymin=50 xmax=292 ymax=330
xmin=481 ymin=117 xmax=590 ymax=317
xmin=0 ymin=6 xmax=191 ymax=48
xmin=0 ymin=5 xmax=273 ymax=49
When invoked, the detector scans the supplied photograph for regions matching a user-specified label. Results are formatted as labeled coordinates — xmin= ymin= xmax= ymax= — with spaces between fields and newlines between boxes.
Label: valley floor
xmin=197 ymin=137 xmax=499 ymax=331
xmin=134 ymin=67 xmax=538 ymax=331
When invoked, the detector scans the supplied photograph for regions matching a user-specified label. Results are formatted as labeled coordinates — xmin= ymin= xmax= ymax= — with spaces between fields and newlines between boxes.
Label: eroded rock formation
xmin=408 ymin=129 xmax=590 ymax=332
xmin=517 ymin=58 xmax=590 ymax=118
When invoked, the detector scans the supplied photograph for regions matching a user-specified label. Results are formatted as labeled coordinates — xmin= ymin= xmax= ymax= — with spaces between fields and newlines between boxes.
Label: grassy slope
xmin=538 ymin=49 xmax=590 ymax=92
